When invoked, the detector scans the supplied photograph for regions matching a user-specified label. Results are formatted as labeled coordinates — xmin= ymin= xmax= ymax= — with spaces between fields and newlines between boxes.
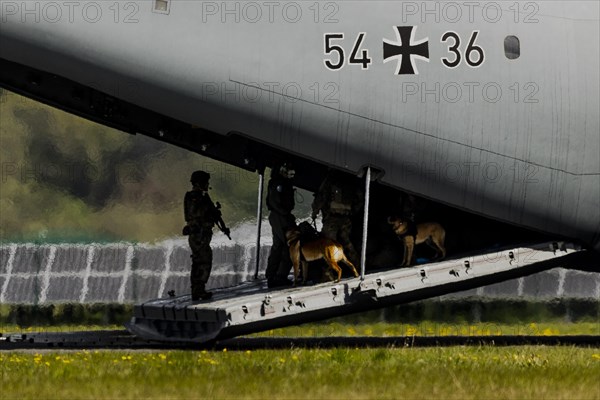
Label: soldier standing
xmin=265 ymin=163 xmax=296 ymax=288
xmin=311 ymin=169 xmax=363 ymax=267
xmin=184 ymin=170 xmax=220 ymax=301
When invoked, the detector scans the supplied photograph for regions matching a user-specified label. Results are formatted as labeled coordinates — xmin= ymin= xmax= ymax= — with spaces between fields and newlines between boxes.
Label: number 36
xmin=441 ymin=31 xmax=485 ymax=68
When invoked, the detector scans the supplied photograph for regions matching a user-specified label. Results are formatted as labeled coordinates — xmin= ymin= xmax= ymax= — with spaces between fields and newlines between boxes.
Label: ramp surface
xmin=128 ymin=242 xmax=589 ymax=343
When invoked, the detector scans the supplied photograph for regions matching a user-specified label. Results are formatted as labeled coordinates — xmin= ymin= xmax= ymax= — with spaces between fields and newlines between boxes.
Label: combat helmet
xmin=279 ymin=162 xmax=295 ymax=179
xmin=190 ymin=170 xmax=210 ymax=185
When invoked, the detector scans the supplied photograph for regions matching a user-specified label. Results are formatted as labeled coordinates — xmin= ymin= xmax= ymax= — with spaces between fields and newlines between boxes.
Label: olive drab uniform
xmin=312 ymin=171 xmax=363 ymax=267
xmin=265 ymin=168 xmax=296 ymax=286
xmin=184 ymin=185 xmax=219 ymax=300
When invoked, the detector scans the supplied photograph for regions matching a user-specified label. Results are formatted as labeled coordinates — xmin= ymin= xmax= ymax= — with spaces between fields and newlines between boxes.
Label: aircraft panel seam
xmin=230 ymin=79 xmax=599 ymax=177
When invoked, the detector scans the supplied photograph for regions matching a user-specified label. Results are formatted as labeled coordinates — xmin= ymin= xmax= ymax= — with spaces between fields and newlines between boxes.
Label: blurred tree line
xmin=1 ymin=89 xmax=310 ymax=243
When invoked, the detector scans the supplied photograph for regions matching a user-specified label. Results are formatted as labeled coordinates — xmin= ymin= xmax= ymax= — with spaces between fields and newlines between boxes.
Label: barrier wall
xmin=1 ymin=240 xmax=599 ymax=304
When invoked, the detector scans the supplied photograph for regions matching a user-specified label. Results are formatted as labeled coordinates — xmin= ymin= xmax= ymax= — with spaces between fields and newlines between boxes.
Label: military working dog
xmin=387 ymin=216 xmax=446 ymax=267
xmin=286 ymin=228 xmax=359 ymax=286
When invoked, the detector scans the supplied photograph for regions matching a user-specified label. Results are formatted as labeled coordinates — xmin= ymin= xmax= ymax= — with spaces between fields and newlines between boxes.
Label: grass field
xmin=2 ymin=320 xmax=599 ymax=337
xmin=249 ymin=320 xmax=600 ymax=337
xmin=2 ymin=321 xmax=599 ymax=399
xmin=2 ymin=346 xmax=599 ymax=399
xmin=0 ymin=320 xmax=600 ymax=400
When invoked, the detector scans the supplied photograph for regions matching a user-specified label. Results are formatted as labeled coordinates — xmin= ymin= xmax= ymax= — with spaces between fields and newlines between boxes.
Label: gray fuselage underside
xmin=0 ymin=1 xmax=598 ymax=249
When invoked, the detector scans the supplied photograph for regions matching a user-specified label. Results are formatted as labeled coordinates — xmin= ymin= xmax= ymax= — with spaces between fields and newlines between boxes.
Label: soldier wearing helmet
xmin=184 ymin=170 xmax=220 ymax=300
xmin=311 ymin=169 xmax=363 ymax=267
xmin=265 ymin=162 xmax=297 ymax=288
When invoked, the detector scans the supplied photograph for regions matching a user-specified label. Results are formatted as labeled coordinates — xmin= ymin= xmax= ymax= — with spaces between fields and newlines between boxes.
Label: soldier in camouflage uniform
xmin=265 ymin=163 xmax=296 ymax=288
xmin=311 ymin=169 xmax=363 ymax=267
xmin=184 ymin=171 xmax=219 ymax=300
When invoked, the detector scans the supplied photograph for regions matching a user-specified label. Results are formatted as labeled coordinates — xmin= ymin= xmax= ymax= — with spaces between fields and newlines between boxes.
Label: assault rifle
xmin=215 ymin=202 xmax=232 ymax=240
xmin=181 ymin=202 xmax=231 ymax=240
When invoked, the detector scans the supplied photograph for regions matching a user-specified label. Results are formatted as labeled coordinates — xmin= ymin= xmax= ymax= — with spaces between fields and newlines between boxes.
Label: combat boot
xmin=191 ymin=283 xmax=213 ymax=301
xmin=267 ymin=276 xmax=293 ymax=289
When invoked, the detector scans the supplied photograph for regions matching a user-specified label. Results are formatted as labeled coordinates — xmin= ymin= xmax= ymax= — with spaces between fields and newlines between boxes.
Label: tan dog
xmin=286 ymin=229 xmax=359 ymax=285
xmin=387 ymin=216 xmax=446 ymax=266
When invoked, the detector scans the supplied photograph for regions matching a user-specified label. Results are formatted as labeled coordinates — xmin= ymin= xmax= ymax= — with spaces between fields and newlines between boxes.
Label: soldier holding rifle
xmin=183 ymin=170 xmax=231 ymax=300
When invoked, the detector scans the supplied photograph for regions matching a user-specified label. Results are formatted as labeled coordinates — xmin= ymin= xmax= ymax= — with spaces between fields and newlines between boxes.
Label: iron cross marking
xmin=383 ymin=26 xmax=429 ymax=75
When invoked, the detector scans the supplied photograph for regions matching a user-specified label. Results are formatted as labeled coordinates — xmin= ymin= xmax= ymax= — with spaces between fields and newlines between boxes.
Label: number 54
xmin=324 ymin=33 xmax=373 ymax=71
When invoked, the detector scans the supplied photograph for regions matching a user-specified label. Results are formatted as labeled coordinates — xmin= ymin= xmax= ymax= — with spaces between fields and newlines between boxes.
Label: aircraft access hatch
xmin=127 ymin=241 xmax=585 ymax=343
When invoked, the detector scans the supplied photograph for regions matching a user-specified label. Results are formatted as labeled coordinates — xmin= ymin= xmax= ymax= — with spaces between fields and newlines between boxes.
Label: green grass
xmin=1 ymin=320 xmax=598 ymax=337
xmin=250 ymin=320 xmax=600 ymax=337
xmin=0 ymin=324 xmax=124 ymax=334
xmin=2 ymin=347 xmax=599 ymax=399
xmin=2 ymin=322 xmax=599 ymax=399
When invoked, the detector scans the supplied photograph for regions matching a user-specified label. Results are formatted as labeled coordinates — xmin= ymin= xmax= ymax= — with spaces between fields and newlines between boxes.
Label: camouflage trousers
xmin=322 ymin=214 xmax=360 ymax=267
xmin=188 ymin=228 xmax=213 ymax=294
xmin=266 ymin=212 xmax=296 ymax=280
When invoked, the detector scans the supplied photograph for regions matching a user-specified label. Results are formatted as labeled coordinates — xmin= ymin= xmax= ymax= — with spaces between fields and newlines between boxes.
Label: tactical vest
xmin=185 ymin=191 xmax=216 ymax=228
xmin=266 ymin=177 xmax=294 ymax=213
xmin=328 ymin=183 xmax=352 ymax=215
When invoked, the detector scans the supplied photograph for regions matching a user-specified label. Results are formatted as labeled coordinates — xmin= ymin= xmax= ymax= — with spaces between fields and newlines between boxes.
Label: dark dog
xmin=286 ymin=229 xmax=359 ymax=285
xmin=388 ymin=216 xmax=446 ymax=266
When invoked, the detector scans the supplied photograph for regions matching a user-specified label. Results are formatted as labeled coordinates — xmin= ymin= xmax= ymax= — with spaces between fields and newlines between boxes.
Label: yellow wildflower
xmin=542 ymin=328 xmax=554 ymax=336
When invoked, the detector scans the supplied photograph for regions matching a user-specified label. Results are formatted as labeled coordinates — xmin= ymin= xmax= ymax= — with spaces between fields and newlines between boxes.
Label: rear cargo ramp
xmin=127 ymin=242 xmax=587 ymax=343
